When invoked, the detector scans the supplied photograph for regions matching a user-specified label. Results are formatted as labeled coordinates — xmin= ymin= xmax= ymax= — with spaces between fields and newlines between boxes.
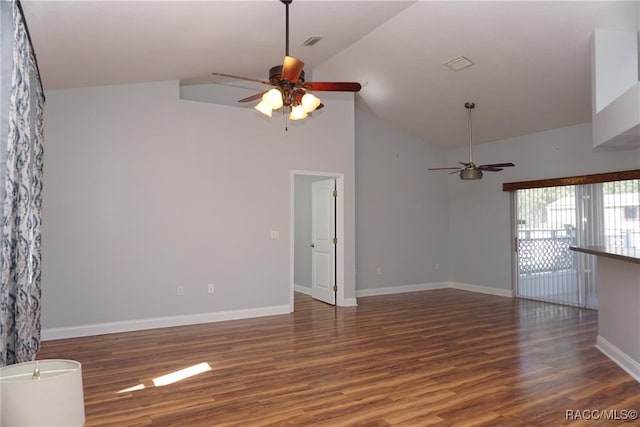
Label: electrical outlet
xmin=177 ymin=286 xmax=184 ymax=296
xmin=376 ymin=266 xmax=383 ymax=275
xmin=435 ymin=263 xmax=439 ymax=271
xmin=208 ymin=283 xmax=215 ymax=294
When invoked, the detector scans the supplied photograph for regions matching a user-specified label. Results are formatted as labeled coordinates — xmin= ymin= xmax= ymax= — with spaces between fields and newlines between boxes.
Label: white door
xmin=311 ymin=179 xmax=336 ymax=305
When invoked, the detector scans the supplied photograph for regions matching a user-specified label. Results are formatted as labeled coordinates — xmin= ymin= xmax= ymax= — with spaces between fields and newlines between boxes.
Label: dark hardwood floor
xmin=38 ymin=289 xmax=640 ymax=426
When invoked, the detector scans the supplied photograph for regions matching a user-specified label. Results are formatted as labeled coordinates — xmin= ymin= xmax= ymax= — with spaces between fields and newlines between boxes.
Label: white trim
xmin=596 ymin=335 xmax=640 ymax=383
xmin=42 ymin=282 xmax=512 ymax=341
xmin=294 ymin=284 xmax=312 ymax=295
xmin=42 ymin=305 xmax=290 ymax=341
xmin=342 ymin=298 xmax=358 ymax=307
xmin=448 ymin=282 xmax=514 ymax=298
xmin=290 ymin=170 xmax=346 ymax=308
xmin=356 ymin=282 xmax=448 ymax=297
xmin=356 ymin=281 xmax=513 ymax=298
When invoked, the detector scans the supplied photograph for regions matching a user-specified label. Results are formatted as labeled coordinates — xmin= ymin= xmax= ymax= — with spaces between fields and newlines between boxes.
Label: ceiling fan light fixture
xmin=289 ymin=104 xmax=308 ymax=121
xmin=263 ymin=88 xmax=284 ymax=110
xmin=254 ymin=100 xmax=273 ymax=117
xmin=301 ymin=92 xmax=321 ymax=113
xmin=212 ymin=0 xmax=362 ymax=129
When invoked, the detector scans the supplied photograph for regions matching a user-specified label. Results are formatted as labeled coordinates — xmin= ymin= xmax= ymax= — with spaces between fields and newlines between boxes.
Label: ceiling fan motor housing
xmin=269 ymin=65 xmax=304 ymax=85
xmin=460 ymin=168 xmax=483 ymax=180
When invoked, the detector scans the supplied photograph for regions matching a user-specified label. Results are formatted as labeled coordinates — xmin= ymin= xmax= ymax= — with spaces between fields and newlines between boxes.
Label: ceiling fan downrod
xmin=281 ymin=0 xmax=293 ymax=57
xmin=465 ymin=102 xmax=475 ymax=166
xmin=460 ymin=102 xmax=483 ymax=179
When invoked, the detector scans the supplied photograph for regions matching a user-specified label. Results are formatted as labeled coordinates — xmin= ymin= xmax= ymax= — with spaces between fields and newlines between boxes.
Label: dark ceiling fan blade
xmin=479 ymin=162 xmax=515 ymax=168
xmin=211 ymin=72 xmax=271 ymax=86
xmin=478 ymin=166 xmax=504 ymax=172
xmin=315 ymin=103 xmax=325 ymax=111
xmin=302 ymin=82 xmax=362 ymax=92
xmin=428 ymin=167 xmax=462 ymax=171
xmin=281 ymin=56 xmax=305 ymax=82
xmin=238 ymin=91 xmax=267 ymax=103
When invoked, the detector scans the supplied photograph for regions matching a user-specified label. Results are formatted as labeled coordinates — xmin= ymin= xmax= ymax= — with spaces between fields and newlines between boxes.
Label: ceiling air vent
xmin=301 ymin=36 xmax=324 ymax=47
xmin=444 ymin=56 xmax=474 ymax=71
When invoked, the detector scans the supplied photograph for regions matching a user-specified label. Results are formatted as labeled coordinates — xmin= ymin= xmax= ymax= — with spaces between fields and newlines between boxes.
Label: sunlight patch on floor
xmin=116 ymin=362 xmax=212 ymax=394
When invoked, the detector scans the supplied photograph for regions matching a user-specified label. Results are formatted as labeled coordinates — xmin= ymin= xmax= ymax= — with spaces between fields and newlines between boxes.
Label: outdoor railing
xmin=518 ymin=228 xmax=637 ymax=275
xmin=518 ymin=229 xmax=575 ymax=275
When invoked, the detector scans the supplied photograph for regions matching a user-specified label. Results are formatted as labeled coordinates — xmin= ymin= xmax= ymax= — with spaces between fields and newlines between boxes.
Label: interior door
xmin=311 ymin=179 xmax=336 ymax=305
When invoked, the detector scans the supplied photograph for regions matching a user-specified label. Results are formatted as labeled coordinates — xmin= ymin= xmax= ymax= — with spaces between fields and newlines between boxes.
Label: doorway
xmin=290 ymin=171 xmax=345 ymax=310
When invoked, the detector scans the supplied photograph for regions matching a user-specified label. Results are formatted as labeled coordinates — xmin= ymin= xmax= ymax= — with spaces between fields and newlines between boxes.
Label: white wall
xmin=41 ymin=81 xmax=640 ymax=335
xmin=42 ymin=80 xmax=356 ymax=332
xmin=592 ymin=29 xmax=638 ymax=113
xmin=354 ymin=103 xmax=450 ymax=291
xmin=447 ymin=122 xmax=640 ymax=291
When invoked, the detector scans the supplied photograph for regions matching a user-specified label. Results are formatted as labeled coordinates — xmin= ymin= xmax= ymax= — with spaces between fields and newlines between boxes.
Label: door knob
xmin=310 ymin=244 xmax=315 ymax=248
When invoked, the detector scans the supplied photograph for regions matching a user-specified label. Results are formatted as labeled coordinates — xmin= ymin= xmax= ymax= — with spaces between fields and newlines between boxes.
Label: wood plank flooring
xmin=37 ymin=289 xmax=640 ymax=426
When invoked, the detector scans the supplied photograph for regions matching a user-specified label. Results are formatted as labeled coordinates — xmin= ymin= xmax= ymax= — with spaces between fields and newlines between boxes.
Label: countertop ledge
xmin=569 ymin=245 xmax=640 ymax=264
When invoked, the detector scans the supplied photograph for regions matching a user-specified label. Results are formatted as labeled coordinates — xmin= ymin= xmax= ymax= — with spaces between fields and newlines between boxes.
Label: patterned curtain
xmin=0 ymin=0 xmax=45 ymax=366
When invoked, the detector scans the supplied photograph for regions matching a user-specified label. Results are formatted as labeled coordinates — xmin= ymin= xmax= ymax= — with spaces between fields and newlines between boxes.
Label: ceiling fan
xmin=211 ymin=0 xmax=361 ymax=124
xmin=429 ymin=102 xmax=515 ymax=180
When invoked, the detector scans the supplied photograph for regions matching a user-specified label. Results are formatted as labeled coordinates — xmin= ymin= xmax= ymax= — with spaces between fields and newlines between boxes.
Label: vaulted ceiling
xmin=21 ymin=1 xmax=640 ymax=149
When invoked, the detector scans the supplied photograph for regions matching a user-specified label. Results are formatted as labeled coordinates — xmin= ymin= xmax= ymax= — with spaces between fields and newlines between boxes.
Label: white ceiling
xmin=21 ymin=0 xmax=640 ymax=149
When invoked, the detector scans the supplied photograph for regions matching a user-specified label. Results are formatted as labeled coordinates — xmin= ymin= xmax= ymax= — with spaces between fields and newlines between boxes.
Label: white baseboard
xmin=596 ymin=335 xmax=640 ymax=383
xmin=341 ymin=297 xmax=358 ymax=307
xmin=356 ymin=281 xmax=513 ymax=298
xmin=42 ymin=305 xmax=290 ymax=341
xmin=448 ymin=281 xmax=514 ymax=298
xmin=294 ymin=284 xmax=312 ymax=295
xmin=356 ymin=282 xmax=448 ymax=297
xmin=42 ymin=282 xmax=512 ymax=341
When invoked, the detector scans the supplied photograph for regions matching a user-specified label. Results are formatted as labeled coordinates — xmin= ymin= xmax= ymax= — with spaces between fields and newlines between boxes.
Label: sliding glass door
xmin=514 ymin=185 xmax=583 ymax=306
xmin=513 ymin=179 xmax=639 ymax=308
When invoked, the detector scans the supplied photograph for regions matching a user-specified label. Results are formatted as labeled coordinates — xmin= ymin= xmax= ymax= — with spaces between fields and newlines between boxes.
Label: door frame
xmin=290 ymin=170 xmax=345 ymax=310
